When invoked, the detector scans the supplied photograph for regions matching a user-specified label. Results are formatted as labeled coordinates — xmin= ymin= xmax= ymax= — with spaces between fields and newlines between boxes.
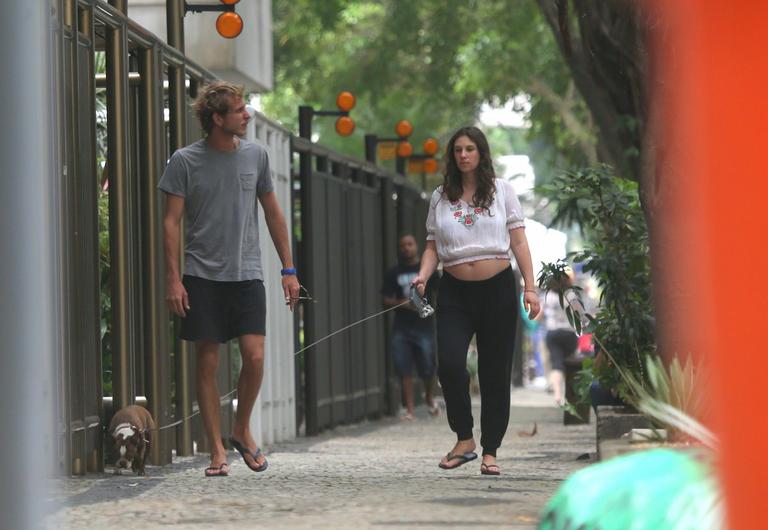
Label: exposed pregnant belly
xmin=444 ymin=258 xmax=511 ymax=281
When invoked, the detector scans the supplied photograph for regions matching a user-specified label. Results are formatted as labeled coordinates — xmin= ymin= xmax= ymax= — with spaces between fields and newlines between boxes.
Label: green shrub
xmin=537 ymin=165 xmax=656 ymax=401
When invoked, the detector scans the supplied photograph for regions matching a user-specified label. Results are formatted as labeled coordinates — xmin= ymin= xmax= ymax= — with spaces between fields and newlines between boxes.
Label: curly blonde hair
xmin=192 ymin=81 xmax=245 ymax=134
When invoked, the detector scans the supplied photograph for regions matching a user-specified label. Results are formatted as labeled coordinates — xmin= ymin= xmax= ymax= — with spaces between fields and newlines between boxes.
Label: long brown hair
xmin=441 ymin=126 xmax=496 ymax=210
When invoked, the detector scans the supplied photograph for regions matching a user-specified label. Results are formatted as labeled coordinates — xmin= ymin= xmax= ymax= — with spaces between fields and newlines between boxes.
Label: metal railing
xmin=292 ymin=137 xmax=430 ymax=434
xmin=53 ymin=0 xmax=429 ymax=474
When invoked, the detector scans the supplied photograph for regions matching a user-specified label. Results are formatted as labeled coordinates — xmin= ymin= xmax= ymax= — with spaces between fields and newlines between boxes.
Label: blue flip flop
xmin=230 ymin=437 xmax=269 ymax=472
xmin=438 ymin=451 xmax=478 ymax=470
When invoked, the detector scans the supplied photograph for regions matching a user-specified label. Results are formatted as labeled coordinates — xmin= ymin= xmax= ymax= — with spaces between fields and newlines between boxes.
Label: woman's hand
xmin=411 ymin=275 xmax=427 ymax=297
xmin=523 ymin=290 xmax=540 ymax=320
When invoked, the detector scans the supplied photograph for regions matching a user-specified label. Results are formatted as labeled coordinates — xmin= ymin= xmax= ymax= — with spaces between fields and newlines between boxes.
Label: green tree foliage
xmin=266 ymin=0 xmax=598 ymax=185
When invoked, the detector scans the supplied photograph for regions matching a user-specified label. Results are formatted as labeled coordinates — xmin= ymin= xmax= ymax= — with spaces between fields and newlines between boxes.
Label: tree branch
xmin=528 ymin=77 xmax=598 ymax=165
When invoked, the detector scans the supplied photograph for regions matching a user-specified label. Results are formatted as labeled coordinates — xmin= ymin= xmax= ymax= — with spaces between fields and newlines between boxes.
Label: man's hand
xmin=282 ymin=274 xmax=300 ymax=311
xmin=167 ymin=279 xmax=190 ymax=317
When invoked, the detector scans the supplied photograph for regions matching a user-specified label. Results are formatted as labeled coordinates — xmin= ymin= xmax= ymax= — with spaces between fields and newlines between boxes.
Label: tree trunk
xmin=535 ymin=0 xmax=656 ymax=222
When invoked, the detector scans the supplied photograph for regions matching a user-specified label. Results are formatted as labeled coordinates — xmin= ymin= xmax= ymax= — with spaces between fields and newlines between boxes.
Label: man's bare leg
xmin=196 ymin=341 xmax=228 ymax=472
xmin=401 ymin=375 xmax=415 ymax=419
xmin=231 ymin=334 xmax=266 ymax=467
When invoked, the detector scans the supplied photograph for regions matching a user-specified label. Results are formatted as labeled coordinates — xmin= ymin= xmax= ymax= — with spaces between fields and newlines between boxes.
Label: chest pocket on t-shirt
xmin=239 ymin=172 xmax=256 ymax=190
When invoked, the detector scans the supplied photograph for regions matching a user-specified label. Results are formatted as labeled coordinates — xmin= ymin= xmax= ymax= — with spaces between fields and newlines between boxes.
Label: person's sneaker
xmin=400 ymin=412 xmax=415 ymax=421
xmin=428 ymin=404 xmax=440 ymax=417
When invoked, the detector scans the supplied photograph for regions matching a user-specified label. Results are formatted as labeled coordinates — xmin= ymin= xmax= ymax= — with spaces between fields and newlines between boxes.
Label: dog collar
xmin=114 ymin=423 xmax=137 ymax=439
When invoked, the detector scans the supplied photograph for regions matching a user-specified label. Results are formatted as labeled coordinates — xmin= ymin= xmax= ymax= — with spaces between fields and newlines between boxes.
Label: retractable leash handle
xmin=409 ymin=285 xmax=435 ymax=319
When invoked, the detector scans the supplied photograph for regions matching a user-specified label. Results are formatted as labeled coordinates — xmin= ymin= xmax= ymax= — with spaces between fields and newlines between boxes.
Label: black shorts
xmin=546 ymin=329 xmax=578 ymax=371
xmin=180 ymin=275 xmax=266 ymax=343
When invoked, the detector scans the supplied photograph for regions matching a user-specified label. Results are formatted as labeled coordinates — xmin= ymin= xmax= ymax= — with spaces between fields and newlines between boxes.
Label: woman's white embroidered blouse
xmin=426 ymin=178 xmax=525 ymax=267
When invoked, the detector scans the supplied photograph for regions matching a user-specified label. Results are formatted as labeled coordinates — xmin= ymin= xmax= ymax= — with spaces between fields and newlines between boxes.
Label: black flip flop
xmin=480 ymin=462 xmax=501 ymax=476
xmin=204 ymin=463 xmax=229 ymax=477
xmin=438 ymin=451 xmax=478 ymax=470
xmin=230 ymin=437 xmax=269 ymax=472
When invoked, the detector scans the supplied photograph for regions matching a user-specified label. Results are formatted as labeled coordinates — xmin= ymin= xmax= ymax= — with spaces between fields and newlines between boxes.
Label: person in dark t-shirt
xmin=382 ymin=234 xmax=439 ymax=420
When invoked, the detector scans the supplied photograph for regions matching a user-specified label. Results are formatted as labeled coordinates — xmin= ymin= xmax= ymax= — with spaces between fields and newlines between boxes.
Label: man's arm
xmin=259 ymin=191 xmax=300 ymax=310
xmin=163 ymin=193 xmax=189 ymax=317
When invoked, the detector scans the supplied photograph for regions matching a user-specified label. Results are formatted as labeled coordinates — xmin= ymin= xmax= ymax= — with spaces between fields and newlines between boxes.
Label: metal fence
xmin=293 ymin=137 xmax=430 ymax=435
xmin=249 ymin=117 xmax=296 ymax=445
xmin=54 ymin=0 xmax=296 ymax=475
xmin=52 ymin=0 xmax=429 ymax=473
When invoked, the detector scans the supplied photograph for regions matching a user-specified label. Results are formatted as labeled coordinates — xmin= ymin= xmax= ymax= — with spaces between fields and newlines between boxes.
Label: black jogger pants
xmin=436 ymin=266 xmax=518 ymax=457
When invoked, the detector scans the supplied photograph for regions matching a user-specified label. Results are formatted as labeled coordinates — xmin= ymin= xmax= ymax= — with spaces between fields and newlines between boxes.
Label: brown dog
xmin=108 ymin=405 xmax=155 ymax=476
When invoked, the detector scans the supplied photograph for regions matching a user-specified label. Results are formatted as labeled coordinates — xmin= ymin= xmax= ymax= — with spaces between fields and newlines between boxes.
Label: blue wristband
xmin=280 ymin=267 xmax=297 ymax=276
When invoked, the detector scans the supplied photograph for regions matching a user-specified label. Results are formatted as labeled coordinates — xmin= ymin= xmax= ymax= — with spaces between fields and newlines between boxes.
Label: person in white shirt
xmin=412 ymin=126 xmax=540 ymax=476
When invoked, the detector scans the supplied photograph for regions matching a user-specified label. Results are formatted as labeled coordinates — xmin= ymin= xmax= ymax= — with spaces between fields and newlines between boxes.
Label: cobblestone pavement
xmin=44 ymin=388 xmax=593 ymax=530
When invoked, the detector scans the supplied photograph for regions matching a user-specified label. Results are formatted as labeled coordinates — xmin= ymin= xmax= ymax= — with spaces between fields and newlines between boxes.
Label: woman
xmin=542 ymin=274 xmax=578 ymax=405
xmin=412 ymin=126 xmax=540 ymax=476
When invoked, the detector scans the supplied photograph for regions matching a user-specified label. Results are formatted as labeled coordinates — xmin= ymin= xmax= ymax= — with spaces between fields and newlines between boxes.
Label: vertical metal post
xmin=79 ymin=3 xmax=93 ymax=34
xmin=395 ymin=155 xmax=406 ymax=176
xmin=299 ymin=106 xmax=314 ymax=139
xmin=140 ymin=45 xmax=172 ymax=465
xmin=110 ymin=0 xmax=128 ymax=15
xmin=106 ymin=12 xmax=134 ymax=411
xmin=0 ymin=0 xmax=55 ymax=525
xmin=167 ymin=0 xmax=193 ymax=456
xmin=298 ymin=144 xmax=317 ymax=434
xmin=77 ymin=0 xmax=105 ymax=474
xmin=364 ymin=134 xmax=377 ymax=163
xmin=61 ymin=0 xmax=81 ymax=477
xmin=379 ymin=175 xmax=399 ymax=414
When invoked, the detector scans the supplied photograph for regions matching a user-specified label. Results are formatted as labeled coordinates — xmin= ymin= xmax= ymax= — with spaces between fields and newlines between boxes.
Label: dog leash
xmin=292 ymin=299 xmax=410 ymax=357
xmin=141 ymin=295 xmax=413 ymax=433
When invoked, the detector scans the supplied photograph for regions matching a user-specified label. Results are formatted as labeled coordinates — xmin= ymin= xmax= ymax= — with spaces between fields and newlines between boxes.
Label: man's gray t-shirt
xmin=158 ymin=138 xmax=274 ymax=281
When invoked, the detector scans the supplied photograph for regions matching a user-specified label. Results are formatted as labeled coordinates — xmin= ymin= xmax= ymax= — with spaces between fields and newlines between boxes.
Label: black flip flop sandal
xmin=204 ymin=463 xmax=229 ymax=477
xmin=230 ymin=437 xmax=269 ymax=472
xmin=480 ymin=462 xmax=501 ymax=476
xmin=438 ymin=451 xmax=478 ymax=470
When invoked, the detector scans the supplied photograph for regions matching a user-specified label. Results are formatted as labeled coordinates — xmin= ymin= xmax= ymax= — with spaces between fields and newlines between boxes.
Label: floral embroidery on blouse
xmin=449 ymin=200 xmax=485 ymax=228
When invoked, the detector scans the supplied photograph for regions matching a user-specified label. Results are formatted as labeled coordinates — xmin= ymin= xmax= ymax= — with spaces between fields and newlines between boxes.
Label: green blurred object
xmin=538 ymin=448 xmax=722 ymax=530
xmin=520 ymin=293 xmax=539 ymax=331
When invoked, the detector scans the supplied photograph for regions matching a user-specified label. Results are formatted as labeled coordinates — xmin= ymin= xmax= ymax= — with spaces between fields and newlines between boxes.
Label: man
xmin=381 ymin=234 xmax=439 ymax=420
xmin=159 ymin=81 xmax=299 ymax=477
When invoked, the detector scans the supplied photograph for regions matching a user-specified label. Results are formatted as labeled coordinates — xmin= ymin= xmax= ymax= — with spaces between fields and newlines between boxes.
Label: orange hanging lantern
xmin=395 ymin=120 xmax=413 ymax=138
xmin=335 ymin=116 xmax=355 ymax=136
xmin=423 ymin=158 xmax=438 ymax=173
xmin=219 ymin=0 xmax=240 ymax=4
xmin=336 ymin=91 xmax=356 ymax=112
xmin=396 ymin=141 xmax=413 ymax=158
xmin=423 ymin=138 xmax=439 ymax=156
xmin=216 ymin=12 xmax=243 ymax=38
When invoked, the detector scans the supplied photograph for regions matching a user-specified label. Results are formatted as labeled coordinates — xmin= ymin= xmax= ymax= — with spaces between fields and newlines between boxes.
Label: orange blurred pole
xmin=651 ymin=2 xmax=768 ymax=528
